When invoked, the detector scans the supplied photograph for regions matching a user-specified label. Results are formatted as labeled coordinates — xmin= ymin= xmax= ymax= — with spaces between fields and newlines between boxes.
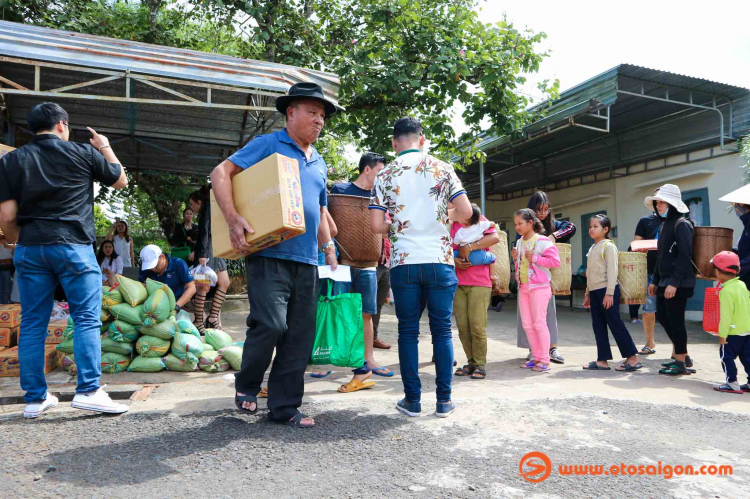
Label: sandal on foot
xmin=520 ymin=360 xmax=536 ymax=369
xmin=310 ymin=371 xmax=333 ymax=378
xmin=338 ymin=379 xmax=375 ymax=393
xmin=616 ymin=362 xmax=643 ymax=372
xmin=235 ymin=393 xmax=258 ymax=414
xmin=455 ymin=365 xmax=475 ymax=376
xmin=533 ymin=363 xmax=550 ymax=373
xmin=471 ymin=367 xmax=486 ymax=380
xmin=372 ymin=367 xmax=394 ymax=377
xmin=583 ymin=361 xmax=611 ymax=370
xmin=659 ymin=366 xmax=689 ymax=375
xmin=258 ymin=387 xmax=268 ymax=398
xmin=271 ymin=412 xmax=315 ymax=428
xmin=639 ymin=346 xmax=656 ymax=355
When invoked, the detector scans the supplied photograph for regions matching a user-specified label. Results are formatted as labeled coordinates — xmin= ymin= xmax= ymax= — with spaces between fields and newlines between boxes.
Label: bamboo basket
xmin=550 ymin=243 xmax=572 ymax=296
xmin=693 ymin=227 xmax=733 ymax=280
xmin=618 ymin=252 xmax=647 ymax=304
xmin=490 ymin=225 xmax=511 ymax=295
xmin=328 ymin=194 xmax=382 ymax=266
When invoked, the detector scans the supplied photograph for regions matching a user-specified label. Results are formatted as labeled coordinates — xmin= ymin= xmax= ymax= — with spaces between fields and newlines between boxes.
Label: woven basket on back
xmin=550 ymin=243 xmax=572 ymax=296
xmin=693 ymin=227 xmax=733 ymax=280
xmin=328 ymin=194 xmax=382 ymax=266
xmin=618 ymin=252 xmax=647 ymax=304
xmin=490 ymin=225 xmax=511 ymax=295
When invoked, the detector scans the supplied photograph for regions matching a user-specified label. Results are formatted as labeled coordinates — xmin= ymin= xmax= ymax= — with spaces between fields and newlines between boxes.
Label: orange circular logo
xmin=519 ymin=451 xmax=552 ymax=483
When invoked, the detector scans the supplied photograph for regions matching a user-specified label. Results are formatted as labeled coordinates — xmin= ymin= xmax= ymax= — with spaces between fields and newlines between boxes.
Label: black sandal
xmin=471 ymin=367 xmax=486 ymax=380
xmin=455 ymin=365 xmax=475 ymax=376
xmin=271 ymin=412 xmax=315 ymax=428
xmin=235 ymin=393 xmax=258 ymax=414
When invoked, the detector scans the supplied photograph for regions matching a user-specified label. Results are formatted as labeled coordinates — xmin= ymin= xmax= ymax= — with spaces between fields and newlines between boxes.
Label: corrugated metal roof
xmin=0 ymin=20 xmax=341 ymax=104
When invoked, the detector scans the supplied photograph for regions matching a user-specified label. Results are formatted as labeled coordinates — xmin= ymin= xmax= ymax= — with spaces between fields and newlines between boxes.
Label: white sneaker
xmin=71 ymin=387 xmax=128 ymax=414
xmin=23 ymin=393 xmax=59 ymax=419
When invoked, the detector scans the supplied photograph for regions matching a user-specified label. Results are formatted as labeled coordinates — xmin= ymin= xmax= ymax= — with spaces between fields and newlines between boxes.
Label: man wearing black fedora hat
xmin=211 ymin=82 xmax=341 ymax=428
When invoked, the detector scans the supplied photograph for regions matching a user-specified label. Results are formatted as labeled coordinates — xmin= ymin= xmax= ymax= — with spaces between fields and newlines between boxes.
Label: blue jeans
xmin=0 ymin=269 xmax=12 ymax=304
xmin=14 ymin=244 xmax=103 ymax=403
xmin=453 ymin=249 xmax=496 ymax=266
xmin=390 ymin=263 xmax=458 ymax=403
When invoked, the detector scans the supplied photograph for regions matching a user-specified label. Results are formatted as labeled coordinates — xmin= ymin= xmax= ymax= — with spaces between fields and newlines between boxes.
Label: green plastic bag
xmin=172 ymin=332 xmax=203 ymax=363
xmin=108 ymin=320 xmax=140 ymax=342
xmin=56 ymin=338 xmax=75 ymax=355
xmin=147 ymin=279 xmax=176 ymax=311
xmin=127 ymin=355 xmax=166 ymax=373
xmin=310 ymin=281 xmax=365 ymax=368
xmin=141 ymin=287 xmax=171 ymax=326
xmin=198 ymin=349 xmax=224 ymax=373
xmin=163 ymin=353 xmax=198 ymax=372
xmin=101 ymin=352 xmax=131 ymax=374
xmin=63 ymin=317 xmax=75 ymax=340
xmin=217 ymin=345 xmax=243 ymax=371
xmin=102 ymin=284 xmax=124 ymax=309
xmin=136 ymin=335 xmax=171 ymax=358
xmin=176 ymin=319 xmax=201 ymax=339
xmin=101 ymin=336 xmax=134 ymax=356
xmin=109 ymin=304 xmax=145 ymax=326
xmin=141 ymin=316 xmax=176 ymax=340
xmin=204 ymin=329 xmax=233 ymax=351
xmin=116 ymin=275 xmax=148 ymax=307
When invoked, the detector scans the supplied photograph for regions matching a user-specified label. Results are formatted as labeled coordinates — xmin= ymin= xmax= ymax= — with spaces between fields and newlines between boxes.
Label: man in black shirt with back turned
xmin=633 ymin=209 xmax=663 ymax=355
xmin=0 ymin=102 xmax=129 ymax=419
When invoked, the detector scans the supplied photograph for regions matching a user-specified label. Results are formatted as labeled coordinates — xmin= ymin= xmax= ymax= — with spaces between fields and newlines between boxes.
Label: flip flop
xmin=235 ymin=393 xmax=258 ymax=414
xmin=616 ymin=362 xmax=644 ymax=372
xmin=371 ymin=367 xmax=394 ymax=377
xmin=520 ymin=361 xmax=536 ymax=369
xmin=583 ymin=361 xmax=611 ymax=370
xmin=638 ymin=346 xmax=656 ymax=355
xmin=310 ymin=371 xmax=333 ymax=378
xmin=338 ymin=379 xmax=376 ymax=393
xmin=270 ymin=412 xmax=315 ymax=428
xmin=258 ymin=387 xmax=268 ymax=398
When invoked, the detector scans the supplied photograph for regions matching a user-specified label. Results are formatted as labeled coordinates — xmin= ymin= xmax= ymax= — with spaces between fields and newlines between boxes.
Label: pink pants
xmin=518 ymin=283 xmax=552 ymax=364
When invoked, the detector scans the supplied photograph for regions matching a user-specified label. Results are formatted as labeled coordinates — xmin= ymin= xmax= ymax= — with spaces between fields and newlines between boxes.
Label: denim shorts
xmin=642 ymin=274 xmax=657 ymax=314
xmin=340 ymin=267 xmax=377 ymax=315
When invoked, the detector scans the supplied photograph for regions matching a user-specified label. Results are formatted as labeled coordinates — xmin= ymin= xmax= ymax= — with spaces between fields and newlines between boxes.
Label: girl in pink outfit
xmin=514 ymin=209 xmax=561 ymax=372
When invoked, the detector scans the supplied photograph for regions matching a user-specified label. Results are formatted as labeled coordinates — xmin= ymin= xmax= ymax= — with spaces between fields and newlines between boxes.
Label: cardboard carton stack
xmin=0 ymin=304 xmax=21 ymax=348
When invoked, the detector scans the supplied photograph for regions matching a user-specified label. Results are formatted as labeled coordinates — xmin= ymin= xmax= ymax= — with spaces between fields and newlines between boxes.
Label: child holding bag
xmin=582 ymin=215 xmax=642 ymax=371
xmin=514 ymin=209 xmax=560 ymax=373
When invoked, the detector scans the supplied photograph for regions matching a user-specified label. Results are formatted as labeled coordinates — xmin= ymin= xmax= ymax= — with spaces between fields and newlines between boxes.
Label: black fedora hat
xmin=276 ymin=82 xmax=339 ymax=117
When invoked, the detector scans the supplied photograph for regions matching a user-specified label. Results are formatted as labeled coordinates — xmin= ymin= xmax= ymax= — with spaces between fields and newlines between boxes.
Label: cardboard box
xmin=0 ymin=304 xmax=21 ymax=328
xmin=0 ymin=327 xmax=18 ymax=347
xmin=0 ymin=344 xmax=62 ymax=377
xmin=211 ymin=153 xmax=306 ymax=259
xmin=45 ymin=320 xmax=68 ymax=345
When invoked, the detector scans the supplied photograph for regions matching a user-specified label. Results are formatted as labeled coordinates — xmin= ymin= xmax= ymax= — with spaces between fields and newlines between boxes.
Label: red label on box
xmin=45 ymin=320 xmax=67 ymax=344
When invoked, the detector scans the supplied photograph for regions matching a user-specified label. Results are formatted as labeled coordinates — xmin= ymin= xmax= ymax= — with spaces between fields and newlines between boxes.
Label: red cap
xmin=711 ymin=251 xmax=740 ymax=275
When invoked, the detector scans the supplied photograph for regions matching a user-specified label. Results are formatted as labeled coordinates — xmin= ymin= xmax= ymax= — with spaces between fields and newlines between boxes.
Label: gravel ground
xmin=2 ymin=395 xmax=748 ymax=498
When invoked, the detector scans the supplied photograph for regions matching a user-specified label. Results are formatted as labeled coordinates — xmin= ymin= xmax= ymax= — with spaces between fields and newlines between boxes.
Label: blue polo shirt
xmin=228 ymin=128 xmax=327 ymax=266
xmin=138 ymin=255 xmax=194 ymax=300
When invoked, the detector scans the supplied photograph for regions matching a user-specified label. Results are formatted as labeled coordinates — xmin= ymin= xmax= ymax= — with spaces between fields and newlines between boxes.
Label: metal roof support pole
xmin=479 ymin=155 xmax=486 ymax=216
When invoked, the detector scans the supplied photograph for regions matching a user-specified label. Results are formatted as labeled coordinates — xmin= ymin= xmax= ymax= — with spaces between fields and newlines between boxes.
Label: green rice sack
xmin=116 ymin=275 xmax=148 ymax=307
xmin=232 ymin=341 xmax=244 ymax=347
xmin=109 ymin=304 xmax=145 ymax=326
xmin=108 ymin=320 xmax=141 ymax=342
xmin=163 ymin=354 xmax=198 ymax=372
xmin=102 ymin=284 xmax=124 ymax=309
xmin=176 ymin=319 xmax=201 ymax=339
xmin=136 ymin=335 xmax=171 ymax=358
xmin=62 ymin=354 xmax=76 ymax=372
xmin=127 ymin=355 xmax=166 ymax=373
xmin=216 ymin=359 xmax=231 ymax=371
xmin=141 ymin=316 xmax=177 ymax=340
xmin=101 ymin=353 xmax=131 ymax=374
xmin=56 ymin=338 xmax=75 ymax=355
xmin=100 ymin=322 xmax=112 ymax=334
xmin=205 ymin=329 xmax=233 ymax=351
xmin=101 ymin=336 xmax=134 ymax=356
xmin=217 ymin=345 xmax=243 ymax=371
xmin=141 ymin=287 xmax=171 ymax=326
xmin=100 ymin=307 xmax=112 ymax=323
xmin=198 ymin=349 xmax=222 ymax=373
xmin=147 ymin=279 xmax=176 ymax=311
xmin=172 ymin=332 xmax=203 ymax=363
xmin=63 ymin=317 xmax=75 ymax=340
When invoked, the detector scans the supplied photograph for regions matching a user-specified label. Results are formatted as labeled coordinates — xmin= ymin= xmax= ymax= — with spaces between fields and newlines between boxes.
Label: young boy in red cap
xmin=711 ymin=251 xmax=750 ymax=394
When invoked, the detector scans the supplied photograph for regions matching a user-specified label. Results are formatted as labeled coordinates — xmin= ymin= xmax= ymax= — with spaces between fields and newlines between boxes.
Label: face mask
xmin=736 ymin=206 xmax=745 ymax=218
xmin=659 ymin=207 xmax=669 ymax=219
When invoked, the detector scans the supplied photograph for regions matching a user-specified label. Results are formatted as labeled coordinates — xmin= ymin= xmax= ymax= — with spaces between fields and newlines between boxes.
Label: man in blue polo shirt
xmin=211 ymin=82 xmax=339 ymax=428
xmin=138 ymin=245 xmax=196 ymax=312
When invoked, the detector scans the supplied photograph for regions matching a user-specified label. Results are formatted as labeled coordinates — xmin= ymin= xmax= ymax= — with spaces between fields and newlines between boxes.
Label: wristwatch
xmin=174 ymin=304 xmax=182 ymax=312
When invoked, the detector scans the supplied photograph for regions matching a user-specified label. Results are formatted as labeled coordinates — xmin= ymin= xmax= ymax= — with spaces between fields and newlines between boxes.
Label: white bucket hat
xmin=644 ymin=184 xmax=689 ymax=214
xmin=719 ymin=184 xmax=750 ymax=205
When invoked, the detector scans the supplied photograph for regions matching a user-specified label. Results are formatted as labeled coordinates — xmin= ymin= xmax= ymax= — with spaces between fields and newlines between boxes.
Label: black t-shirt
xmin=329 ymin=181 xmax=372 ymax=198
xmin=0 ymin=134 xmax=122 ymax=245
xmin=634 ymin=214 xmax=663 ymax=274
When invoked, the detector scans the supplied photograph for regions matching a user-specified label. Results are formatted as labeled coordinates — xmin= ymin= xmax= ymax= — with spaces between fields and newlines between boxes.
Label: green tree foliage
xmin=93 ymin=204 xmax=111 ymax=237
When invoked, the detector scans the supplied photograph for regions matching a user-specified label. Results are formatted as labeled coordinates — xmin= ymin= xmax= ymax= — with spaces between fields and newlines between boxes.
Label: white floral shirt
xmin=369 ymin=150 xmax=466 ymax=268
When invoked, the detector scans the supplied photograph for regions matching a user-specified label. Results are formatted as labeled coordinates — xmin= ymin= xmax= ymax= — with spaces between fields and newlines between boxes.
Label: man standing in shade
xmin=370 ymin=117 xmax=472 ymax=418
xmin=211 ymin=83 xmax=339 ymax=428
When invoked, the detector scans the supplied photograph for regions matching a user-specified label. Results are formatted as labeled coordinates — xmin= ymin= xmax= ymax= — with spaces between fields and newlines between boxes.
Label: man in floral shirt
xmin=369 ymin=117 xmax=472 ymax=418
